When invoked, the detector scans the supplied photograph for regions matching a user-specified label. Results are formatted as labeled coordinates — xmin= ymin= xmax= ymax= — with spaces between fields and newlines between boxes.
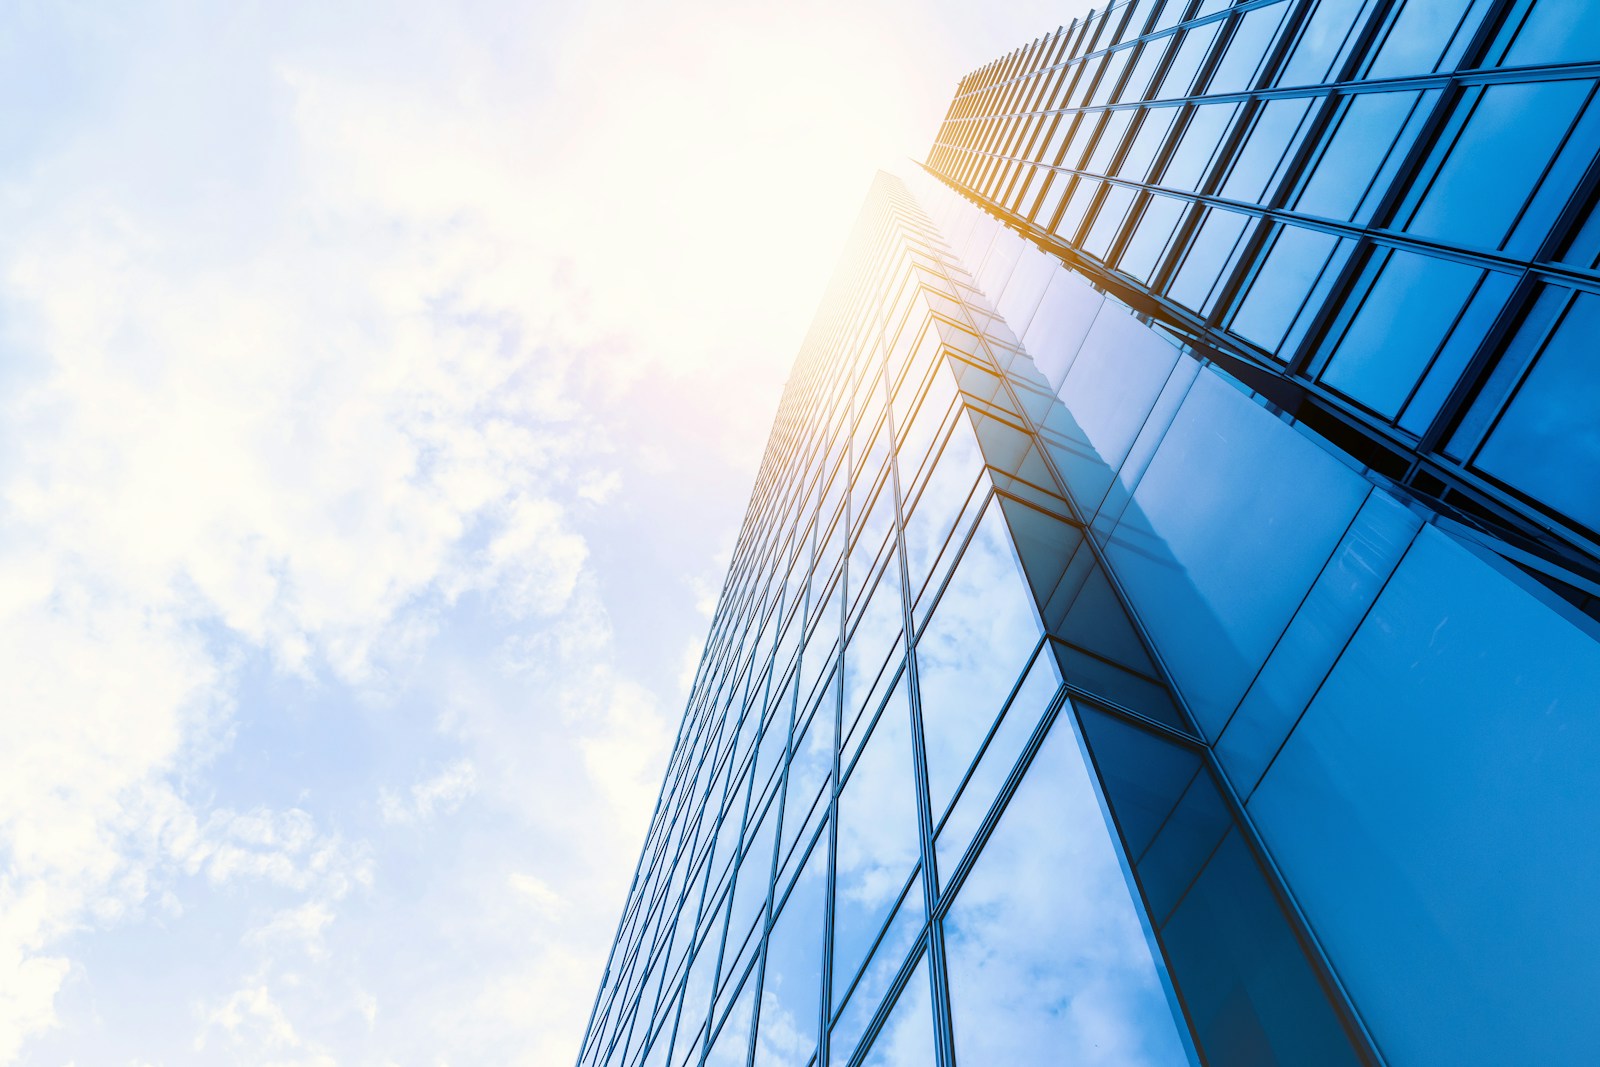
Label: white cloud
xmin=379 ymin=759 xmax=478 ymax=826
xmin=0 ymin=0 xmax=1088 ymax=1061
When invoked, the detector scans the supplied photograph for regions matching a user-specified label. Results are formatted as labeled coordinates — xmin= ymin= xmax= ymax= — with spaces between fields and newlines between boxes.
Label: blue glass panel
xmin=858 ymin=954 xmax=935 ymax=1067
xmin=943 ymin=703 xmax=1193 ymax=1066
xmin=1105 ymin=368 xmax=1368 ymax=738
xmin=754 ymin=835 xmax=826 ymax=1067
xmin=1404 ymin=80 xmax=1590 ymax=253
xmin=1216 ymin=490 xmax=1418 ymax=795
xmin=901 ymin=414 xmax=983 ymax=597
xmin=1295 ymin=90 xmax=1428 ymax=223
xmin=1160 ymin=103 xmax=1238 ymax=192
xmin=1276 ymin=0 xmax=1372 ymax=86
xmin=828 ymin=875 xmax=924 ymax=1067
xmin=841 ymin=565 xmax=902 ymax=764
xmin=1158 ymin=21 xmax=1223 ymax=98
xmin=1118 ymin=107 xmax=1181 ymax=182
xmin=915 ymin=498 xmax=1044 ymax=820
xmin=1167 ymin=208 xmax=1254 ymax=314
xmin=1219 ymin=96 xmax=1314 ymax=204
xmin=1054 ymin=303 xmax=1183 ymax=512
xmin=1367 ymin=0 xmax=1488 ymax=77
xmin=1250 ymin=526 xmax=1600 ymax=1066
xmin=934 ymin=645 xmax=1061 ymax=881
xmin=1119 ymin=193 xmax=1188 ymax=283
xmin=1501 ymin=0 xmax=1600 ymax=66
xmin=1206 ymin=3 xmax=1288 ymax=94
xmin=1085 ymin=109 xmax=1137 ymax=174
xmin=1229 ymin=225 xmax=1346 ymax=356
xmin=1319 ymin=250 xmax=1483 ymax=419
xmin=833 ymin=676 xmax=920 ymax=1000
xmin=1475 ymin=292 xmax=1600 ymax=533
xmin=706 ymin=963 xmax=758 ymax=1067
xmin=1159 ymin=831 xmax=1362 ymax=1066
xmin=1021 ymin=271 xmax=1104 ymax=391
xmin=781 ymin=696 xmax=833 ymax=862
xmin=1397 ymin=270 xmax=1516 ymax=436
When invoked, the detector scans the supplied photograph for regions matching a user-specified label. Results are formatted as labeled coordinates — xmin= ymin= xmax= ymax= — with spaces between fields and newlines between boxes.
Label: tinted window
xmin=1475 ymin=292 xmax=1600 ymax=532
xmin=1403 ymin=80 xmax=1590 ymax=253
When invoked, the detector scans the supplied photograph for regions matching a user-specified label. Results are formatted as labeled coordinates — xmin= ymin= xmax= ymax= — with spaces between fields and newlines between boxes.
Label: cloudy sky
xmin=0 ymin=1 xmax=1083 ymax=1062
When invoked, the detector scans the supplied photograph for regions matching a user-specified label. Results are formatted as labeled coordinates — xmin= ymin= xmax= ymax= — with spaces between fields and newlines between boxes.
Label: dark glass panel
xmin=1158 ymin=832 xmax=1363 ymax=1066
xmin=1475 ymin=292 xmax=1600 ymax=532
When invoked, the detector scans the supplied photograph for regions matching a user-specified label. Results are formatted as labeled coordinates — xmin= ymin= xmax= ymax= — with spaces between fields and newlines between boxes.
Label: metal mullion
xmin=876 ymin=261 xmax=956 ymax=1067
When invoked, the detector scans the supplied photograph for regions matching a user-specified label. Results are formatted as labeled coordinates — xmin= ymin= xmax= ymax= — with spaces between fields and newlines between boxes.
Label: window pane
xmin=1206 ymin=3 xmax=1288 ymax=94
xmin=915 ymin=498 xmax=1044 ymax=821
xmin=1366 ymin=0 xmax=1488 ymax=78
xmin=1475 ymin=292 xmax=1600 ymax=532
xmin=1501 ymin=0 xmax=1600 ymax=67
xmin=943 ymin=704 xmax=1192 ymax=1066
xmin=753 ymin=835 xmax=826 ymax=1067
xmin=858 ymin=954 xmax=935 ymax=1067
xmin=1229 ymin=225 xmax=1350 ymax=357
xmin=1318 ymin=249 xmax=1483 ymax=419
xmin=1295 ymin=89 xmax=1430 ymax=223
xmin=1276 ymin=0 xmax=1372 ymax=86
xmin=934 ymin=645 xmax=1061 ymax=881
xmin=833 ymin=676 xmax=920 ymax=998
xmin=1219 ymin=96 xmax=1315 ymax=204
xmin=828 ymin=874 xmax=925 ymax=1067
xmin=1403 ymin=80 xmax=1590 ymax=252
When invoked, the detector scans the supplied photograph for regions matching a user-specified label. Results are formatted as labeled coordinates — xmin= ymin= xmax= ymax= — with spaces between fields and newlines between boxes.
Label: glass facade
xmin=580 ymin=4 xmax=1600 ymax=1065
xmin=925 ymin=0 xmax=1600 ymax=614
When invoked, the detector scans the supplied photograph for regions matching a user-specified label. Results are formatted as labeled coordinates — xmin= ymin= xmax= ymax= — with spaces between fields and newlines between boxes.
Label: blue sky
xmin=0 ymin=1 xmax=1084 ymax=1062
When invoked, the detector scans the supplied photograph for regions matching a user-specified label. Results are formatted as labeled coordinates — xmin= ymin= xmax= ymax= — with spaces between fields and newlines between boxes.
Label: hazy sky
xmin=0 ymin=2 xmax=1087 ymax=1062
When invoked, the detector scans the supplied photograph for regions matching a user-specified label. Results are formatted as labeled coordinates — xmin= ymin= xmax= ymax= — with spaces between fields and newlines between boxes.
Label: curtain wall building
xmin=578 ymin=3 xmax=1600 ymax=1065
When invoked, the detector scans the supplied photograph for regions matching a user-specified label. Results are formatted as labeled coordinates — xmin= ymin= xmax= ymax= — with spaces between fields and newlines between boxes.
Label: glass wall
xmin=927 ymin=0 xmax=1600 ymax=603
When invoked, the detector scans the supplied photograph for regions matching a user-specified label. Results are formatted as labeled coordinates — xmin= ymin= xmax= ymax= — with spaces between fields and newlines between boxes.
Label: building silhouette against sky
xmin=578 ymin=2 xmax=1600 ymax=1065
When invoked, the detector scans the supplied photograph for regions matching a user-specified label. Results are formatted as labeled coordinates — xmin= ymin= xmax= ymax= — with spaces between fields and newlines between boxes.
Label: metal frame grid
xmin=575 ymin=175 xmax=1382 ymax=1067
xmin=925 ymin=0 xmax=1600 ymax=617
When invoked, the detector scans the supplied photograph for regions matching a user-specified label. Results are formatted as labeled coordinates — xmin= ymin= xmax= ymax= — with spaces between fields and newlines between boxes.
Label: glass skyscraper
xmin=578 ymin=3 xmax=1600 ymax=1065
